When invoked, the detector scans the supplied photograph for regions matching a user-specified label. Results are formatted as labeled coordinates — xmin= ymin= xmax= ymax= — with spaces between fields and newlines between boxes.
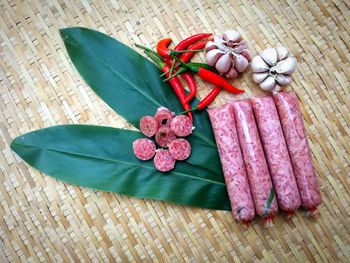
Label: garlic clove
xmin=260 ymin=47 xmax=278 ymax=66
xmin=276 ymin=46 xmax=289 ymax=61
xmin=276 ymin=57 xmax=297 ymax=74
xmin=232 ymin=44 xmax=246 ymax=54
xmin=252 ymin=72 xmax=269 ymax=83
xmin=234 ymin=55 xmax=249 ymax=73
xmin=225 ymin=67 xmax=238 ymax=79
xmin=259 ymin=76 xmax=276 ymax=91
xmin=238 ymin=40 xmax=248 ymax=49
xmin=206 ymin=49 xmax=225 ymax=67
xmin=214 ymin=35 xmax=224 ymax=44
xmin=215 ymin=53 xmax=232 ymax=74
xmin=251 ymin=56 xmax=270 ymax=72
xmin=223 ymin=30 xmax=241 ymax=42
xmin=205 ymin=41 xmax=217 ymax=52
xmin=273 ymin=84 xmax=282 ymax=92
xmin=241 ymin=49 xmax=252 ymax=61
xmin=275 ymin=74 xmax=292 ymax=86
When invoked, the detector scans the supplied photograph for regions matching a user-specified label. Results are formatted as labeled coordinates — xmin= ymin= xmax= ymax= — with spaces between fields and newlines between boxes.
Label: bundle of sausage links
xmin=133 ymin=107 xmax=193 ymax=172
xmin=208 ymin=91 xmax=321 ymax=227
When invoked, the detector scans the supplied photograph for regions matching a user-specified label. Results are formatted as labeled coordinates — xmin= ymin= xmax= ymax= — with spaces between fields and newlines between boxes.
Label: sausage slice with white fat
xmin=133 ymin=138 xmax=156 ymax=161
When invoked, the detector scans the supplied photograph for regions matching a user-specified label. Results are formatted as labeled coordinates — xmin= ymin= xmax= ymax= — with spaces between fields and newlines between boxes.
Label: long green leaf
xmin=11 ymin=125 xmax=231 ymax=211
xmin=59 ymin=27 xmax=222 ymax=176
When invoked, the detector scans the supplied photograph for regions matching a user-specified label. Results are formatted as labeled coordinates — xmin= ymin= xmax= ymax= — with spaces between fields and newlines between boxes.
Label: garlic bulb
xmin=205 ymin=30 xmax=251 ymax=79
xmin=251 ymin=46 xmax=297 ymax=92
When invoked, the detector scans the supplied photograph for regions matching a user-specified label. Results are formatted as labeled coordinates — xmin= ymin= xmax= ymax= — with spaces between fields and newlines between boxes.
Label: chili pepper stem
xmin=163 ymin=67 xmax=188 ymax=81
xmin=143 ymin=50 xmax=164 ymax=68
xmin=135 ymin=44 xmax=162 ymax=59
xmin=178 ymin=106 xmax=199 ymax=115
xmin=172 ymin=49 xmax=204 ymax=54
xmin=160 ymin=64 xmax=181 ymax=77
xmin=168 ymin=58 xmax=176 ymax=78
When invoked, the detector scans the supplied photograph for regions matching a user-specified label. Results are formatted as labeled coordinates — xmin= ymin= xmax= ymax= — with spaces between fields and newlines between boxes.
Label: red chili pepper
xmin=196 ymin=86 xmax=221 ymax=110
xmin=197 ymin=67 xmax=244 ymax=94
xmin=158 ymin=33 xmax=211 ymax=59
xmin=174 ymin=33 xmax=212 ymax=51
xmin=156 ymin=38 xmax=172 ymax=57
xmin=143 ymin=49 xmax=193 ymax=120
xmin=180 ymin=41 xmax=208 ymax=62
xmin=163 ymin=65 xmax=193 ymax=120
xmin=164 ymin=41 xmax=208 ymax=103
xmin=180 ymin=86 xmax=221 ymax=114
xmin=171 ymin=58 xmax=244 ymax=94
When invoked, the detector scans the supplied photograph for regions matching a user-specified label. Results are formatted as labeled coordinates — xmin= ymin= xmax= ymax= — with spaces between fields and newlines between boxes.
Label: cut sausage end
xmin=241 ymin=220 xmax=250 ymax=229
xmin=263 ymin=215 xmax=274 ymax=228
xmin=305 ymin=207 xmax=320 ymax=219
xmin=286 ymin=210 xmax=295 ymax=219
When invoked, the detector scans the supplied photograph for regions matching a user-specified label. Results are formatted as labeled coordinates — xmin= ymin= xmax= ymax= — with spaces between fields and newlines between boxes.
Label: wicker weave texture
xmin=1 ymin=0 xmax=349 ymax=262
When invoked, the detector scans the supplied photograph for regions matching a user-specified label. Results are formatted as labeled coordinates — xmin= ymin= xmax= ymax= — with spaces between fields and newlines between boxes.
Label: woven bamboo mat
xmin=1 ymin=0 xmax=349 ymax=262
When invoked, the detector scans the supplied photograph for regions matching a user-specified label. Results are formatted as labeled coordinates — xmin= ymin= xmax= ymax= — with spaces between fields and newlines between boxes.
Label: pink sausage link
xmin=273 ymin=91 xmax=321 ymax=211
xmin=230 ymin=100 xmax=278 ymax=217
xmin=208 ymin=105 xmax=255 ymax=223
xmin=251 ymin=96 xmax=301 ymax=214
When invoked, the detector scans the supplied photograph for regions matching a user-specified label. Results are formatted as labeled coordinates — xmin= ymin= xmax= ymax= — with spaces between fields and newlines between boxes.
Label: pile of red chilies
xmin=136 ymin=33 xmax=244 ymax=120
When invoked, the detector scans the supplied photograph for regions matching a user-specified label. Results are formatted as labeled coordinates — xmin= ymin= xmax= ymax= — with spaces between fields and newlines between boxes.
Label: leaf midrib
xmin=12 ymin=142 xmax=225 ymax=186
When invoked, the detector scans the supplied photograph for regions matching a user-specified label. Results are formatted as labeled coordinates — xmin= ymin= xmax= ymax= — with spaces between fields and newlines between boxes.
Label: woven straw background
xmin=1 ymin=0 xmax=349 ymax=262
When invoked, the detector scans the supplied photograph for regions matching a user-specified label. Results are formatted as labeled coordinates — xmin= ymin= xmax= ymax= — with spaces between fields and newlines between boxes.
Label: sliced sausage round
xmin=170 ymin=115 xmax=193 ymax=137
xmin=154 ymin=107 xmax=175 ymax=127
xmin=155 ymin=126 xmax=176 ymax=147
xmin=168 ymin=138 xmax=191 ymax=160
xmin=132 ymin=138 xmax=156 ymax=160
xmin=154 ymin=149 xmax=176 ymax=172
xmin=139 ymin=115 xmax=158 ymax=137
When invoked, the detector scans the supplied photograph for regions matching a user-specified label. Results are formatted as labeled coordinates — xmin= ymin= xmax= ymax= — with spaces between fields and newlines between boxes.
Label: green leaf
xmin=11 ymin=27 xmax=230 ymax=211
xmin=11 ymin=125 xmax=231 ymax=211
xmin=59 ymin=27 xmax=222 ymax=176
xmin=264 ymin=188 xmax=275 ymax=216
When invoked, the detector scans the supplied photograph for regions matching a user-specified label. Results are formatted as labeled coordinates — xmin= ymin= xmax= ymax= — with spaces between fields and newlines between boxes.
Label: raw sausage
xmin=133 ymin=138 xmax=156 ymax=160
xmin=251 ymin=96 xmax=301 ymax=216
xmin=170 ymin=115 xmax=193 ymax=137
xmin=154 ymin=149 xmax=176 ymax=172
xmin=273 ymin=91 xmax=321 ymax=216
xmin=168 ymin=138 xmax=191 ymax=160
xmin=208 ymin=105 xmax=255 ymax=224
xmin=230 ymin=99 xmax=278 ymax=224
xmin=139 ymin=115 xmax=158 ymax=137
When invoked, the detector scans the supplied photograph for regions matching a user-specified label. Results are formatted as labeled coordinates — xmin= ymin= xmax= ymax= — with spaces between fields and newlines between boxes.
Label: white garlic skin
xmin=251 ymin=56 xmax=270 ymax=72
xmin=204 ymin=30 xmax=251 ymax=79
xmin=251 ymin=46 xmax=297 ymax=92
xmin=276 ymin=46 xmax=289 ymax=61
xmin=252 ymin=72 xmax=269 ymax=83
xmin=275 ymin=74 xmax=292 ymax=86
xmin=260 ymin=76 xmax=276 ymax=91
xmin=275 ymin=57 xmax=297 ymax=75
xmin=260 ymin=47 xmax=277 ymax=66
xmin=223 ymin=30 xmax=241 ymax=42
